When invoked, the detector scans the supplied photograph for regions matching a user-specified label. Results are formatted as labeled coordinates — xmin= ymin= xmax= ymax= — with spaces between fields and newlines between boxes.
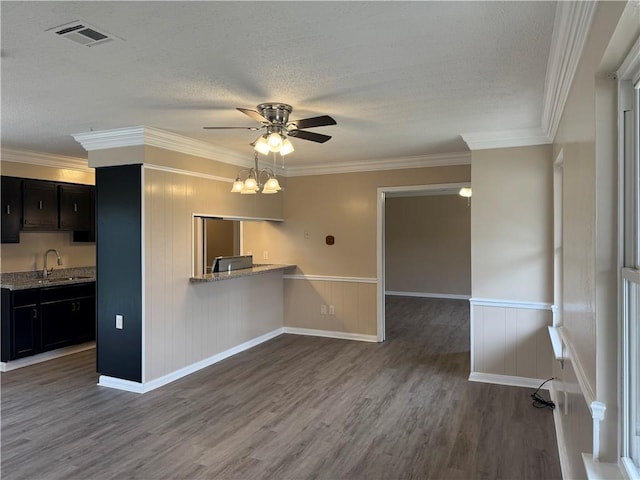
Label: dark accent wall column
xmin=96 ymin=165 xmax=142 ymax=382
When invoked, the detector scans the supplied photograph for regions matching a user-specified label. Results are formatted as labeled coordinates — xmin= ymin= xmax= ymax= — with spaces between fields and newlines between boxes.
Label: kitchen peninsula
xmin=74 ymin=127 xmax=288 ymax=394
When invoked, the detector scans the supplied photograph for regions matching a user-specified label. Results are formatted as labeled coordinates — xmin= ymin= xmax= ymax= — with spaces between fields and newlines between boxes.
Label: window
xmin=620 ymin=40 xmax=640 ymax=478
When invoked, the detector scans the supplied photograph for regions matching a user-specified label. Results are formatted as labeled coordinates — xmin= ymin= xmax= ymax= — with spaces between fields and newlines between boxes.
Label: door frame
xmin=376 ymin=182 xmax=471 ymax=341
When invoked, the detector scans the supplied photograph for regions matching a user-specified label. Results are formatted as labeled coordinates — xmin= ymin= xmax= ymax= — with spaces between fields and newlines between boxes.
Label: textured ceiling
xmin=1 ymin=1 xmax=557 ymax=169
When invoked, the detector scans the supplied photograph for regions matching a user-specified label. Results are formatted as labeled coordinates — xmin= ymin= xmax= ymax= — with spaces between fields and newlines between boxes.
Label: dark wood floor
xmin=1 ymin=297 xmax=561 ymax=479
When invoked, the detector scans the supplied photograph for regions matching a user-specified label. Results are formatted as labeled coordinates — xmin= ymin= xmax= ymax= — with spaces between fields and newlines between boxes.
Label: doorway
xmin=376 ymin=182 xmax=471 ymax=341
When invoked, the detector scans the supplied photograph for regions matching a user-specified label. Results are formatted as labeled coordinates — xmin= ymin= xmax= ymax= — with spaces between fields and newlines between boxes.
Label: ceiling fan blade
xmin=287 ymin=129 xmax=332 ymax=143
xmin=203 ymin=126 xmax=261 ymax=130
xmin=237 ymin=107 xmax=269 ymax=123
xmin=289 ymin=115 xmax=337 ymax=130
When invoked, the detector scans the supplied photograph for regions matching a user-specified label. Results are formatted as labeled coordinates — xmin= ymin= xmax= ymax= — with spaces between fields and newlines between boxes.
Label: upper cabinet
xmin=0 ymin=176 xmax=95 ymax=243
xmin=22 ymin=180 xmax=58 ymax=230
xmin=59 ymin=184 xmax=91 ymax=231
xmin=1 ymin=176 xmax=22 ymax=243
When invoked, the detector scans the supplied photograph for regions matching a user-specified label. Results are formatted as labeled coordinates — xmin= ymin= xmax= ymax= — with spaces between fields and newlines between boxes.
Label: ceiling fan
xmin=203 ymin=103 xmax=336 ymax=155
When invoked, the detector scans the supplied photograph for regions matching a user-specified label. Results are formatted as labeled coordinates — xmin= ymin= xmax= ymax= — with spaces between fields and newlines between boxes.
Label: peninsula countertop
xmin=189 ymin=264 xmax=295 ymax=283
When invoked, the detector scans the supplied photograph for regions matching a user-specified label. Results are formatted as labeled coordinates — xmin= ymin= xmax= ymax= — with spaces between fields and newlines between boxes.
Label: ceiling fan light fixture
xmin=267 ymin=132 xmax=283 ymax=152
xmin=279 ymin=138 xmax=294 ymax=156
xmin=254 ymin=136 xmax=270 ymax=155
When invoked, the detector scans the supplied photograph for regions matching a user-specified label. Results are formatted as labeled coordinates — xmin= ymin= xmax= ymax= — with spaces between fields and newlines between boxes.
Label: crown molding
xmin=283 ymin=152 xmax=471 ymax=177
xmin=72 ymin=126 xmax=254 ymax=169
xmin=617 ymin=33 xmax=640 ymax=82
xmin=540 ymin=0 xmax=597 ymax=142
xmin=1 ymin=147 xmax=92 ymax=173
xmin=461 ymin=128 xmax=551 ymax=151
xmin=462 ymin=1 xmax=596 ymax=151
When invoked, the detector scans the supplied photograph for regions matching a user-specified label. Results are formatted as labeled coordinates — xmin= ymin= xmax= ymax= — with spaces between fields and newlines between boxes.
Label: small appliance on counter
xmin=212 ymin=255 xmax=253 ymax=273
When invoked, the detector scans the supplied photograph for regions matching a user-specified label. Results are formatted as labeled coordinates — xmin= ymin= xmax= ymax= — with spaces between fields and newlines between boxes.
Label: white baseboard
xmin=468 ymin=372 xmax=550 ymax=390
xmin=98 ymin=327 xmax=285 ymax=394
xmin=0 ymin=342 xmax=95 ymax=372
xmin=386 ymin=291 xmax=471 ymax=300
xmin=284 ymin=326 xmax=378 ymax=343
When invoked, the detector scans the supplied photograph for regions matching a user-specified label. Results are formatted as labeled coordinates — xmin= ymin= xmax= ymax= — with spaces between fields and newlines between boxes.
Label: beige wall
xmin=550 ymin=0 xmax=636 ymax=470
xmin=0 ymin=160 xmax=96 ymax=273
xmin=385 ymin=194 xmax=471 ymax=296
xmin=243 ymin=165 xmax=470 ymax=336
xmin=243 ymin=165 xmax=470 ymax=277
xmin=469 ymin=144 xmax=554 ymax=385
xmin=471 ymin=145 xmax=553 ymax=302
xmin=144 ymin=164 xmax=284 ymax=380
xmin=137 ymin=147 xmax=284 ymax=381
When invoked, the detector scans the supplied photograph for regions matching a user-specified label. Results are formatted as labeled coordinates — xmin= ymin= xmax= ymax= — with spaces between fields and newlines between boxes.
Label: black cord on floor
xmin=531 ymin=377 xmax=556 ymax=409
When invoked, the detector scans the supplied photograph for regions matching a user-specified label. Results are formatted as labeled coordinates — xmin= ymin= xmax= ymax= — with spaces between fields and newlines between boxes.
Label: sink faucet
xmin=43 ymin=249 xmax=62 ymax=280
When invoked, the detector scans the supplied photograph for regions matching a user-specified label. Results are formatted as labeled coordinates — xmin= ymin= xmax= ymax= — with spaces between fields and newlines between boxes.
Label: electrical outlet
xmin=329 ymin=305 xmax=335 ymax=315
xmin=115 ymin=314 xmax=124 ymax=329
xmin=304 ymin=230 xmax=310 ymax=240
xmin=320 ymin=304 xmax=327 ymax=315
xmin=263 ymin=250 xmax=269 ymax=260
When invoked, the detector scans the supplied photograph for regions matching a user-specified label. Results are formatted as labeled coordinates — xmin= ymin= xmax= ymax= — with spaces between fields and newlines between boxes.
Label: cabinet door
xmin=40 ymin=299 xmax=74 ymax=351
xmin=73 ymin=186 xmax=95 ymax=242
xmin=22 ymin=180 xmax=58 ymax=230
xmin=73 ymin=295 xmax=96 ymax=343
xmin=59 ymin=185 xmax=91 ymax=231
xmin=12 ymin=305 xmax=40 ymax=359
xmin=1 ymin=177 xmax=22 ymax=243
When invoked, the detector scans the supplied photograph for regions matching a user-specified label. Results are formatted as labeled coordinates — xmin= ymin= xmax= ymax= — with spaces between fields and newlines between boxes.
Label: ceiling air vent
xmin=48 ymin=21 xmax=116 ymax=47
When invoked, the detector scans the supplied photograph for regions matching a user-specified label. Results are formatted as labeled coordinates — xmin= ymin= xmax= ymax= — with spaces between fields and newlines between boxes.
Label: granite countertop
xmin=1 ymin=267 xmax=96 ymax=291
xmin=189 ymin=264 xmax=295 ymax=283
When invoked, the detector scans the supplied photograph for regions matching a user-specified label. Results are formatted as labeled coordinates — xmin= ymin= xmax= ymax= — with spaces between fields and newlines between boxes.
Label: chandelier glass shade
xmin=231 ymin=152 xmax=282 ymax=195
xmin=253 ymin=127 xmax=294 ymax=156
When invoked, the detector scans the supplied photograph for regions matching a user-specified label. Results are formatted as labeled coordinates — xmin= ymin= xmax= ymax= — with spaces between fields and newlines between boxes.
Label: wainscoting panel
xmin=283 ymin=277 xmax=377 ymax=336
xmin=471 ymin=300 xmax=553 ymax=381
xmin=143 ymin=168 xmax=284 ymax=382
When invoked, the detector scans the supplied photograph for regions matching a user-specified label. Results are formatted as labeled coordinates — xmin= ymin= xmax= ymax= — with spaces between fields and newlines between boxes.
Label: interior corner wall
xmin=384 ymin=194 xmax=471 ymax=296
xmin=242 ymin=164 xmax=471 ymax=337
xmin=470 ymin=144 xmax=554 ymax=382
xmin=549 ymin=0 xmax=636 ymax=472
xmin=0 ymin=160 xmax=96 ymax=273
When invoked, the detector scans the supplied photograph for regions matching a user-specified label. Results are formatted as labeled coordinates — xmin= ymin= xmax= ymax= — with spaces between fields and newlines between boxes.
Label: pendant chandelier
xmin=231 ymin=152 xmax=282 ymax=195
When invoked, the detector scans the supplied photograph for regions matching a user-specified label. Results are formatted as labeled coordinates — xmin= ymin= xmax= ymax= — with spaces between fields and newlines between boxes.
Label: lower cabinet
xmin=1 ymin=283 xmax=95 ymax=362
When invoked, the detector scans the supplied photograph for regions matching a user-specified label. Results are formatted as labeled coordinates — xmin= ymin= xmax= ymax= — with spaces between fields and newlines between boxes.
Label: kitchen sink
xmin=47 ymin=276 xmax=93 ymax=283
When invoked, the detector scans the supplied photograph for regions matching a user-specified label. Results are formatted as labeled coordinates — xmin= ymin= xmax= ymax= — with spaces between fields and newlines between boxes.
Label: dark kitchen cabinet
xmin=22 ymin=180 xmax=58 ymax=230
xmin=1 ymin=282 xmax=95 ymax=361
xmin=1 ymin=289 xmax=40 ymax=361
xmin=59 ymin=184 xmax=92 ymax=231
xmin=72 ymin=187 xmax=96 ymax=243
xmin=1 ymin=176 xmax=22 ymax=243
xmin=41 ymin=283 xmax=95 ymax=352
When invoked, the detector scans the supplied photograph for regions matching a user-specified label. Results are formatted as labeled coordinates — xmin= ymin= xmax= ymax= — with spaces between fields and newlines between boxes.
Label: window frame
xmin=619 ymin=36 xmax=640 ymax=480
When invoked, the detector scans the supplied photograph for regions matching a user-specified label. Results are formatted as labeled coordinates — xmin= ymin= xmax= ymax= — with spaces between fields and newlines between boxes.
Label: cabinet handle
xmin=6 ymin=205 xmax=10 ymax=215
xmin=73 ymin=203 xmax=78 ymax=213
xmin=38 ymin=200 xmax=43 ymax=210
xmin=32 ymin=309 xmax=37 ymax=319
